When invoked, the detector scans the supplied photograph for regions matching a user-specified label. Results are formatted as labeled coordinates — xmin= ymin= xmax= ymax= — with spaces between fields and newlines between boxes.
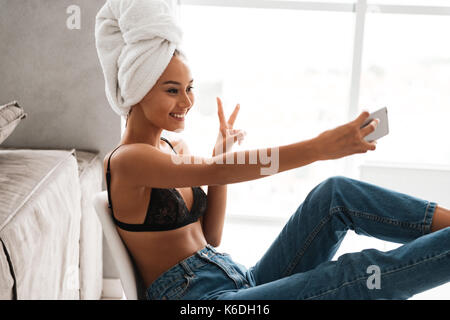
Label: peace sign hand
xmin=212 ymin=97 xmax=247 ymax=156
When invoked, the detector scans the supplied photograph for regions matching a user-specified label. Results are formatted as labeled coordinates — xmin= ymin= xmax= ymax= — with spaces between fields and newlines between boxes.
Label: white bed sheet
xmin=0 ymin=148 xmax=103 ymax=299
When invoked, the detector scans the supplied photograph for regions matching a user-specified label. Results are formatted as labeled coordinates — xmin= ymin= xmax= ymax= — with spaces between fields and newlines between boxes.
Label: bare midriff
xmin=118 ymin=221 xmax=207 ymax=288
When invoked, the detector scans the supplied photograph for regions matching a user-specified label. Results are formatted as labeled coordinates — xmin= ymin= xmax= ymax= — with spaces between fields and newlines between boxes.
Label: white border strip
xmin=180 ymin=0 xmax=450 ymax=16
xmin=367 ymin=4 xmax=450 ymax=16
xmin=179 ymin=0 xmax=354 ymax=12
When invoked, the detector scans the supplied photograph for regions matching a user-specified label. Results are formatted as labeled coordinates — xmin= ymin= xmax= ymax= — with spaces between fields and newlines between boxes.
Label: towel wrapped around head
xmin=95 ymin=0 xmax=185 ymax=118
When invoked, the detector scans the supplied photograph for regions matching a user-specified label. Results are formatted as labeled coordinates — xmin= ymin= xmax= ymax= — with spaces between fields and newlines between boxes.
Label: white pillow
xmin=0 ymin=101 xmax=27 ymax=145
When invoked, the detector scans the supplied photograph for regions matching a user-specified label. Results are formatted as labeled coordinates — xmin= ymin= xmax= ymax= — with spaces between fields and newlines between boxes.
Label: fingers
xmin=217 ymin=97 xmax=227 ymax=128
xmin=227 ymin=129 xmax=247 ymax=140
xmin=358 ymin=118 xmax=379 ymax=152
xmin=360 ymin=118 xmax=379 ymax=137
xmin=228 ymin=128 xmax=246 ymax=136
xmin=226 ymin=129 xmax=247 ymax=146
xmin=354 ymin=110 xmax=370 ymax=127
xmin=363 ymin=140 xmax=377 ymax=152
xmin=217 ymin=97 xmax=241 ymax=129
xmin=236 ymin=130 xmax=246 ymax=145
xmin=353 ymin=110 xmax=379 ymax=152
xmin=227 ymin=104 xmax=240 ymax=128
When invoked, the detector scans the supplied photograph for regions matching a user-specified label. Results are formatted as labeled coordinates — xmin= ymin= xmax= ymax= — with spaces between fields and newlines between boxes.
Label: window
xmin=175 ymin=1 xmax=450 ymax=298
xmin=178 ymin=4 xmax=354 ymax=222
xmin=359 ymin=13 xmax=450 ymax=166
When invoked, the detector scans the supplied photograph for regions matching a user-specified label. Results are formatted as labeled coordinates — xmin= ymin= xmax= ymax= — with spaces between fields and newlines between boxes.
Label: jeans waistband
xmin=146 ymin=244 xmax=219 ymax=299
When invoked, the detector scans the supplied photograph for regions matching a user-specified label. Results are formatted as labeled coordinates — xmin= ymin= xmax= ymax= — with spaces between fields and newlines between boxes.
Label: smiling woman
xmin=125 ymin=50 xmax=193 ymax=129
xmin=122 ymin=53 xmax=195 ymax=138
xmin=95 ymin=0 xmax=450 ymax=301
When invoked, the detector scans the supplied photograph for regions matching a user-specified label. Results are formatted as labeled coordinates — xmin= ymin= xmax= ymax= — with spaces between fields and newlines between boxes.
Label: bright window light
xmin=178 ymin=4 xmax=355 ymax=221
xmin=359 ymin=13 xmax=450 ymax=166
xmin=175 ymin=1 xmax=450 ymax=299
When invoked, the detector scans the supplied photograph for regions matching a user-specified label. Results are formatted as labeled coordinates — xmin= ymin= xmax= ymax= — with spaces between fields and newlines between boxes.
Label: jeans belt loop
xmin=180 ymin=260 xmax=195 ymax=277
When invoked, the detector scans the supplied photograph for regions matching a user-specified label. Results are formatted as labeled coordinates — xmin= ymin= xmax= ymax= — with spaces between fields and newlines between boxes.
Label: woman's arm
xmin=116 ymin=111 xmax=378 ymax=189
xmin=174 ymin=138 xmax=225 ymax=247
xmin=200 ymin=145 xmax=229 ymax=248
xmin=201 ymin=184 xmax=227 ymax=247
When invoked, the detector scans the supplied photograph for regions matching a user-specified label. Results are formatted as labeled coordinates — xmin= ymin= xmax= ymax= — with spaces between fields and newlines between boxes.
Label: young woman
xmin=104 ymin=50 xmax=450 ymax=300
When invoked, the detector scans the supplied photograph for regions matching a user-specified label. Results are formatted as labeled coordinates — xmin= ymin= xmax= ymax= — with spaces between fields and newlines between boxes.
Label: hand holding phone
xmin=360 ymin=107 xmax=389 ymax=142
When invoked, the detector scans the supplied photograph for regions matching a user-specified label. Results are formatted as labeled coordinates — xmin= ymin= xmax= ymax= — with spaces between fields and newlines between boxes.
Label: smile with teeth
xmin=169 ymin=112 xmax=185 ymax=119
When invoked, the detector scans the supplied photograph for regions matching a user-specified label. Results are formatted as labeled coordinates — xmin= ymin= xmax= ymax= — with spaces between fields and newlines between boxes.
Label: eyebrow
xmin=162 ymin=79 xmax=194 ymax=85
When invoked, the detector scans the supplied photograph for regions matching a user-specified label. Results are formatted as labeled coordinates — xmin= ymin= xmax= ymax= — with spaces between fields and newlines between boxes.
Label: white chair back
xmin=93 ymin=191 xmax=146 ymax=300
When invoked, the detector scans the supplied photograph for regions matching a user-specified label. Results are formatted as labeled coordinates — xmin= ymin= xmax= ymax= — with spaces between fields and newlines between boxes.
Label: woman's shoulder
xmin=103 ymin=139 xmax=206 ymax=191
xmin=103 ymin=144 xmax=152 ymax=190
xmin=102 ymin=139 xmax=186 ymax=173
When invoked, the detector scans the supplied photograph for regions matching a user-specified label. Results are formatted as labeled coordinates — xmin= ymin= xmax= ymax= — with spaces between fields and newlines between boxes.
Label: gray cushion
xmin=0 ymin=101 xmax=27 ymax=145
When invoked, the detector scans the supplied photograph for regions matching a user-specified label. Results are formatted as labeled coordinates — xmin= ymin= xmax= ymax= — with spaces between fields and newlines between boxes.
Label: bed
xmin=0 ymin=147 xmax=103 ymax=299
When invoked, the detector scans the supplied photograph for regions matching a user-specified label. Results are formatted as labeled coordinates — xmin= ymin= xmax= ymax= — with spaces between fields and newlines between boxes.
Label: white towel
xmin=95 ymin=0 xmax=185 ymax=118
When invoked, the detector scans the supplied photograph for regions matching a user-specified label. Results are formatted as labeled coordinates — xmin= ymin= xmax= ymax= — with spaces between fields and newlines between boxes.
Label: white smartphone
xmin=360 ymin=106 xmax=389 ymax=142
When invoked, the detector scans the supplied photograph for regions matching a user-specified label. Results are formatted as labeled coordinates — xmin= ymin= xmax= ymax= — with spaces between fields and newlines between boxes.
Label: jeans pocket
xmin=164 ymin=274 xmax=196 ymax=300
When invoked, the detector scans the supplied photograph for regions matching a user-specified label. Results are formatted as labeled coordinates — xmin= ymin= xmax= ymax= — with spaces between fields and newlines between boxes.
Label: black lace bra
xmin=105 ymin=137 xmax=208 ymax=232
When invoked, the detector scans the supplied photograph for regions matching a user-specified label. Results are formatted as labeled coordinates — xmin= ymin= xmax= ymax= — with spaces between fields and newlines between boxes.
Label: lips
xmin=169 ymin=113 xmax=185 ymax=121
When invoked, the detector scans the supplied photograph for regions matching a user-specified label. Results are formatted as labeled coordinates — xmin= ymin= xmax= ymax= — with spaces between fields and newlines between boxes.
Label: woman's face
xmin=136 ymin=54 xmax=195 ymax=133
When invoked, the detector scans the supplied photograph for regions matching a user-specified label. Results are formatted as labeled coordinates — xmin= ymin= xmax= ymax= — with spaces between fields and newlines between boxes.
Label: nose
xmin=179 ymin=90 xmax=193 ymax=109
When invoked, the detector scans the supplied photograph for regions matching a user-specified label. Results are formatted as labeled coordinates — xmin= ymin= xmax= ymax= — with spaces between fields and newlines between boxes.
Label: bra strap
xmin=106 ymin=144 xmax=124 ymax=210
xmin=160 ymin=136 xmax=177 ymax=154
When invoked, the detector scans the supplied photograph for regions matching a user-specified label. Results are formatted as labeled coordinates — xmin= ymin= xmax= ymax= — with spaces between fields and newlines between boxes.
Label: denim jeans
xmin=145 ymin=176 xmax=450 ymax=300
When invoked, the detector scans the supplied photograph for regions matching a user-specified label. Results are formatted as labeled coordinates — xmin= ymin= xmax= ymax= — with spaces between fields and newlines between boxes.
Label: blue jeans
xmin=145 ymin=176 xmax=450 ymax=300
